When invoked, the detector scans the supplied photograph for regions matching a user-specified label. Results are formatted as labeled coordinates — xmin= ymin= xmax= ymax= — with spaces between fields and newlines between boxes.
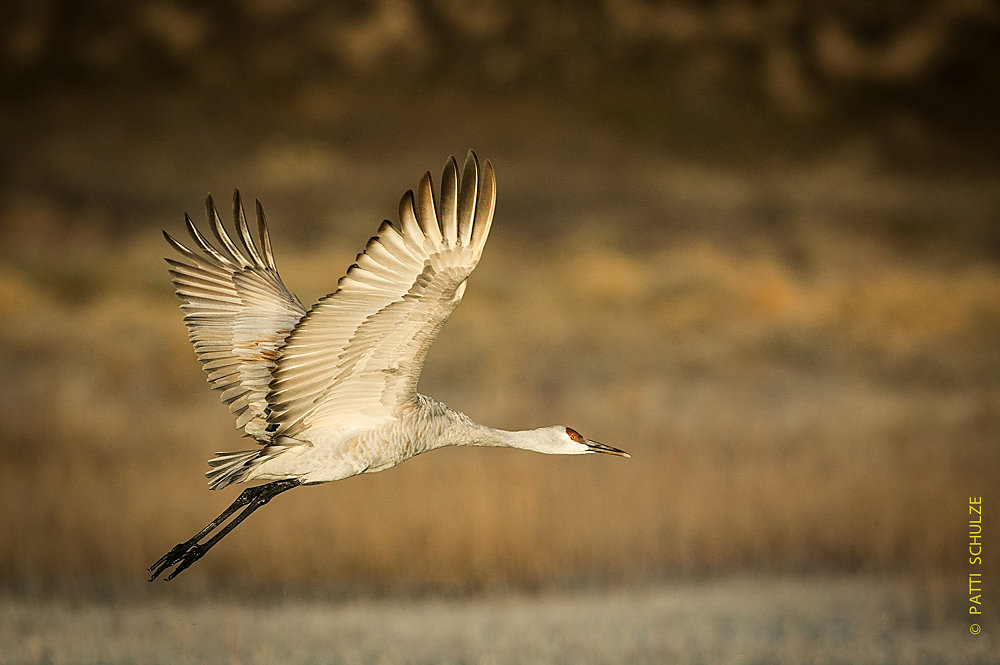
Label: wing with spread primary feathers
xmin=164 ymin=193 xmax=307 ymax=440
xmin=267 ymin=151 xmax=496 ymax=438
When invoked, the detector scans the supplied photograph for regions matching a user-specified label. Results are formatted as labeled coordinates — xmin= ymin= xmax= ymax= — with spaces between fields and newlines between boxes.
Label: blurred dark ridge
xmin=1 ymin=0 xmax=998 ymax=257
xmin=3 ymin=1 xmax=999 ymax=152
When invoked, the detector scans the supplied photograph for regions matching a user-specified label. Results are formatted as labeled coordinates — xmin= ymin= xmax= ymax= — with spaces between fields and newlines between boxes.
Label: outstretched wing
xmin=267 ymin=151 xmax=496 ymax=438
xmin=164 ymin=193 xmax=307 ymax=440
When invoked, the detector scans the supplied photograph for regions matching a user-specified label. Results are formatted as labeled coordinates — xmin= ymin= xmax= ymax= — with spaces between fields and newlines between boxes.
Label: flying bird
xmin=149 ymin=151 xmax=628 ymax=581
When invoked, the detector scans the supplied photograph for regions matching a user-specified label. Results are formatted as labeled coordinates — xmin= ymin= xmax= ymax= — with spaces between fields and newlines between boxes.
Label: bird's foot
xmin=148 ymin=540 xmax=205 ymax=581
xmin=147 ymin=479 xmax=301 ymax=582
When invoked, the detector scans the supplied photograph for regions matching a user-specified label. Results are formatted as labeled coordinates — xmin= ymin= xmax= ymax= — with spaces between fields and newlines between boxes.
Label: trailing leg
xmin=148 ymin=478 xmax=301 ymax=581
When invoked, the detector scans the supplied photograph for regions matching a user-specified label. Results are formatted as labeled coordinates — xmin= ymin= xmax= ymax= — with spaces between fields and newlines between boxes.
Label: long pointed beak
xmin=586 ymin=440 xmax=630 ymax=458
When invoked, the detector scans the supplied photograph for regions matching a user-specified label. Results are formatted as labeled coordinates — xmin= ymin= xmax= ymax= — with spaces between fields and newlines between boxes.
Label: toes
xmin=148 ymin=542 xmax=198 ymax=581
xmin=165 ymin=546 xmax=202 ymax=580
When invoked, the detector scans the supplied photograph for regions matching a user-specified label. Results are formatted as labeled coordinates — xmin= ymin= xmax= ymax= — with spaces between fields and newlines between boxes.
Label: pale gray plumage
xmin=164 ymin=195 xmax=306 ymax=440
xmin=149 ymin=151 xmax=627 ymax=582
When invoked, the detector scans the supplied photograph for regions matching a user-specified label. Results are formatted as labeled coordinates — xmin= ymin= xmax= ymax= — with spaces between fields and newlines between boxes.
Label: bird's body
xmin=149 ymin=152 xmax=627 ymax=581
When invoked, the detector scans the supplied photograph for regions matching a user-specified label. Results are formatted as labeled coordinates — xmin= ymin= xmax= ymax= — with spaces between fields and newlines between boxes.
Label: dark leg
xmin=148 ymin=478 xmax=301 ymax=581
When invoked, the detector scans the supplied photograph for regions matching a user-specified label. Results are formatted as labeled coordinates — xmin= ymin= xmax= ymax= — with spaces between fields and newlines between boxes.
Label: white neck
xmin=465 ymin=421 xmax=547 ymax=451
xmin=415 ymin=397 xmax=582 ymax=456
xmin=411 ymin=395 xmax=591 ymax=455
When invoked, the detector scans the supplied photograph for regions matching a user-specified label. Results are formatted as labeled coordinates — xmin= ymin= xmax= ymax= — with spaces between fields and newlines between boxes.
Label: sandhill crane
xmin=149 ymin=151 xmax=628 ymax=581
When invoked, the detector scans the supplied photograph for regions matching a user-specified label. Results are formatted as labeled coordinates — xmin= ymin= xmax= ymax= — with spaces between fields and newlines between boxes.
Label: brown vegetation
xmin=1 ymin=203 xmax=996 ymax=593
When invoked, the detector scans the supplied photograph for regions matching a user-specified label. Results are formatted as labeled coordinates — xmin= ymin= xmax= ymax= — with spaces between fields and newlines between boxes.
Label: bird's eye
xmin=565 ymin=427 xmax=585 ymax=443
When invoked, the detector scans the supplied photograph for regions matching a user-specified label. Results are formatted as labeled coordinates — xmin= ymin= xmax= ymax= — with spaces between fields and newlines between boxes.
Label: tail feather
xmin=206 ymin=449 xmax=264 ymax=490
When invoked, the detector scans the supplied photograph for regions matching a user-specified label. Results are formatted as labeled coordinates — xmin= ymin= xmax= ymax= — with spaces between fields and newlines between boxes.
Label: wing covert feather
xmin=267 ymin=151 xmax=496 ymax=437
xmin=164 ymin=192 xmax=306 ymax=439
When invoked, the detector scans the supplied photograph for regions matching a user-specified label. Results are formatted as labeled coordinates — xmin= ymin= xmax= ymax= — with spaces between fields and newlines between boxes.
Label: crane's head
xmin=533 ymin=426 xmax=630 ymax=458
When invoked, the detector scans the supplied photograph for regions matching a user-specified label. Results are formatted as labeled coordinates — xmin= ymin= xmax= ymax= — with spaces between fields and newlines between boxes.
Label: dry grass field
xmin=1 ymin=151 xmax=997 ymax=594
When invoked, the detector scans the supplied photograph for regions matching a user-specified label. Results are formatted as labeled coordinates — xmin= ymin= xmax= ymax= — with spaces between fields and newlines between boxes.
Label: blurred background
xmin=1 ymin=1 xmax=998 ymax=662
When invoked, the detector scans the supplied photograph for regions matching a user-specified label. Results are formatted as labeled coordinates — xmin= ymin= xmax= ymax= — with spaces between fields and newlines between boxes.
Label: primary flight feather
xmin=150 ymin=151 xmax=628 ymax=581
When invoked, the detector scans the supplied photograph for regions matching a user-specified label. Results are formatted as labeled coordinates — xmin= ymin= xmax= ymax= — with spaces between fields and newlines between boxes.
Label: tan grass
xmin=0 ymin=227 xmax=997 ymax=594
